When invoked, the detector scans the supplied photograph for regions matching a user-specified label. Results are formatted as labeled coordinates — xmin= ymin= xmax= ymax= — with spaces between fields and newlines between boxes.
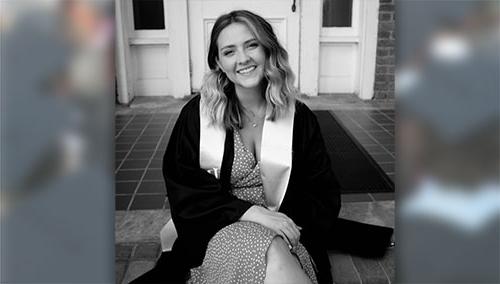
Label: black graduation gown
xmin=133 ymin=95 xmax=341 ymax=283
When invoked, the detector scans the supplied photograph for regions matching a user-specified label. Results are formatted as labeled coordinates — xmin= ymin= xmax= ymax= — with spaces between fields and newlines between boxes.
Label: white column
xmin=358 ymin=0 xmax=379 ymax=100
xmin=299 ymin=0 xmax=322 ymax=96
xmin=115 ymin=0 xmax=133 ymax=104
xmin=166 ymin=0 xmax=191 ymax=98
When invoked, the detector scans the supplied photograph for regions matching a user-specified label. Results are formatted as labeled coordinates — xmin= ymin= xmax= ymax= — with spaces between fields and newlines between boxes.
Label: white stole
xmin=199 ymin=105 xmax=226 ymax=178
xmin=161 ymin=102 xmax=295 ymax=252
xmin=260 ymin=103 xmax=295 ymax=211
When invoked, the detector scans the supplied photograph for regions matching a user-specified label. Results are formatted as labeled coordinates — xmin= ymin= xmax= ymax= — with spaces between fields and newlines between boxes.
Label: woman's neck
xmin=235 ymin=86 xmax=266 ymax=111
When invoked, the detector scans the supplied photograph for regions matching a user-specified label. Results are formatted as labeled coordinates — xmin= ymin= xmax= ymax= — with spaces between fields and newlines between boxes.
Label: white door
xmin=188 ymin=0 xmax=300 ymax=92
xmin=122 ymin=0 xmax=170 ymax=96
xmin=319 ymin=0 xmax=360 ymax=94
xmin=317 ymin=0 xmax=379 ymax=98
xmin=117 ymin=0 xmax=190 ymax=98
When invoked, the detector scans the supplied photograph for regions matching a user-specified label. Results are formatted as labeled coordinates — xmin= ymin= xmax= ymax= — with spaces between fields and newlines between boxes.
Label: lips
xmin=237 ymin=65 xmax=257 ymax=74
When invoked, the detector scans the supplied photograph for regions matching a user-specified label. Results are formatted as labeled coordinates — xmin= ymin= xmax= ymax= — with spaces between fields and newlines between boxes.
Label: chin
xmin=240 ymin=81 xmax=261 ymax=89
xmin=238 ymin=76 xmax=265 ymax=90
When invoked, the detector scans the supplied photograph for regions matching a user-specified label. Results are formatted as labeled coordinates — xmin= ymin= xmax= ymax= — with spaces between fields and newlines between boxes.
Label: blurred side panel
xmin=1 ymin=0 xmax=114 ymax=282
xmin=397 ymin=0 xmax=500 ymax=282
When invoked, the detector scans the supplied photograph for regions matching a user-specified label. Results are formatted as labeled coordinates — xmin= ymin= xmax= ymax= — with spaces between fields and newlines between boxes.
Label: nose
xmin=236 ymin=50 xmax=250 ymax=65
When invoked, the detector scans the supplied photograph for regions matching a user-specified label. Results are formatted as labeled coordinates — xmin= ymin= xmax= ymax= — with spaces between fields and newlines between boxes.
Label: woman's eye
xmin=223 ymin=50 xmax=234 ymax=56
xmin=248 ymin=42 xmax=259 ymax=49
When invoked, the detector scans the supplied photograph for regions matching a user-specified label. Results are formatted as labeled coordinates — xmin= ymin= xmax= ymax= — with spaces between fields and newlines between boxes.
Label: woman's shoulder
xmin=293 ymin=98 xmax=321 ymax=140
xmin=180 ymin=94 xmax=201 ymax=113
xmin=294 ymin=98 xmax=316 ymax=120
xmin=172 ymin=94 xmax=201 ymax=133
xmin=176 ymin=94 xmax=201 ymax=120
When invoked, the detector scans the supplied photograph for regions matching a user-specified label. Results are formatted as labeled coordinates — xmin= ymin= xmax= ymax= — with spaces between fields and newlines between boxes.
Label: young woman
xmin=133 ymin=10 xmax=341 ymax=284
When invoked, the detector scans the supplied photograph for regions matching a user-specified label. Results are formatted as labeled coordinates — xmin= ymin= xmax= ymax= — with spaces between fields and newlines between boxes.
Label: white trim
xmin=320 ymin=0 xmax=360 ymax=37
xmin=128 ymin=0 xmax=169 ymax=39
xmin=129 ymin=37 xmax=170 ymax=45
xmin=319 ymin=36 xmax=359 ymax=43
xmin=357 ymin=0 xmax=379 ymax=100
xmin=132 ymin=30 xmax=169 ymax=38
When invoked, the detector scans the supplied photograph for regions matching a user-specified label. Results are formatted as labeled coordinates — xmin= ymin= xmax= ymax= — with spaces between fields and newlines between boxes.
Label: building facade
xmin=116 ymin=0 xmax=394 ymax=104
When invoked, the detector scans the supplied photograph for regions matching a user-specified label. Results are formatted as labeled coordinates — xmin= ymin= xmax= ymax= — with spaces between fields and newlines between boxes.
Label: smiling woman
xmin=216 ymin=23 xmax=266 ymax=92
xmin=132 ymin=10 xmax=341 ymax=284
xmin=202 ymin=10 xmax=297 ymax=132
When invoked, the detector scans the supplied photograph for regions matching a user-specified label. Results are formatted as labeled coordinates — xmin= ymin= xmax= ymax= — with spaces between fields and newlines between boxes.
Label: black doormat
xmin=313 ymin=111 xmax=394 ymax=194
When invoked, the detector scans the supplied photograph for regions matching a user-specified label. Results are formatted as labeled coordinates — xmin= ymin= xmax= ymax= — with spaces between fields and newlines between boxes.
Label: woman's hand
xmin=240 ymin=205 xmax=301 ymax=248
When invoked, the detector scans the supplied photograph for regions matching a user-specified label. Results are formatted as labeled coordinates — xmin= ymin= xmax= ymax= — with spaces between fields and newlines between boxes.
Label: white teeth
xmin=237 ymin=66 xmax=256 ymax=74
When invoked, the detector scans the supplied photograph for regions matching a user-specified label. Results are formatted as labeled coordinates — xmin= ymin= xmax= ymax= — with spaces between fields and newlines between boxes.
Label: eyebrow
xmin=220 ymin=38 xmax=258 ymax=51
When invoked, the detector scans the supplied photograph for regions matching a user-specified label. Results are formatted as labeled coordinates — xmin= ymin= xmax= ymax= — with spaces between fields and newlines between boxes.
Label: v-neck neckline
xmin=235 ymin=130 xmax=259 ymax=164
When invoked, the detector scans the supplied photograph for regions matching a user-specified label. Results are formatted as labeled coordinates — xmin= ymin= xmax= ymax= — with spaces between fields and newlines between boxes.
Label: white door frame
xmin=299 ymin=0 xmax=379 ymax=99
xmin=115 ymin=0 xmax=191 ymax=103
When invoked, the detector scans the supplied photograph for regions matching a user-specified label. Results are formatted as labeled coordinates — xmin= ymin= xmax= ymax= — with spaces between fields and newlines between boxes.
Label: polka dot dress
xmin=188 ymin=131 xmax=318 ymax=284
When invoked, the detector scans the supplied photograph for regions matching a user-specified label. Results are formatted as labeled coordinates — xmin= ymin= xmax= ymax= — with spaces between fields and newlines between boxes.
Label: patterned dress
xmin=188 ymin=130 xmax=318 ymax=284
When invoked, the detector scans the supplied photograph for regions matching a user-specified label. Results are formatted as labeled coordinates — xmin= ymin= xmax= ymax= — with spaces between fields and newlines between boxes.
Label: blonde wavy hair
xmin=201 ymin=10 xmax=297 ymax=130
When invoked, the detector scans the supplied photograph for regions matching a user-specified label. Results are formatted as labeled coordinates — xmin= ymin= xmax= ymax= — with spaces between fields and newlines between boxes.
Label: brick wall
xmin=374 ymin=0 xmax=395 ymax=100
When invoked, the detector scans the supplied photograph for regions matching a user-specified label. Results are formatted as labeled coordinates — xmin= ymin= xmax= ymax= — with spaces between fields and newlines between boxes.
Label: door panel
xmin=132 ymin=45 xmax=171 ymax=96
xmin=319 ymin=43 xmax=357 ymax=93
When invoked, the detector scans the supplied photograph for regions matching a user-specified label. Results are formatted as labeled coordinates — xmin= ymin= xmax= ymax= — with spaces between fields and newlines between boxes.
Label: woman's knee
xmin=266 ymin=237 xmax=290 ymax=262
xmin=269 ymin=236 xmax=289 ymax=251
xmin=265 ymin=237 xmax=312 ymax=284
xmin=266 ymin=236 xmax=302 ymax=270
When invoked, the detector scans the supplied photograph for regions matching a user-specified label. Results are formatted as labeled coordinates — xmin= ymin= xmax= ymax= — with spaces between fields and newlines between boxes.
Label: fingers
xmin=281 ymin=214 xmax=301 ymax=230
xmin=275 ymin=213 xmax=300 ymax=229
xmin=280 ymin=227 xmax=297 ymax=248
xmin=289 ymin=221 xmax=301 ymax=237
xmin=278 ymin=231 xmax=293 ymax=249
xmin=283 ymin=217 xmax=301 ymax=239
xmin=257 ymin=209 xmax=302 ymax=248
xmin=279 ymin=220 xmax=300 ymax=247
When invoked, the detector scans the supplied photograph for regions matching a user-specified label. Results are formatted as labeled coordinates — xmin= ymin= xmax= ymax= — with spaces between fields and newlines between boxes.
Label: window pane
xmin=133 ymin=0 xmax=165 ymax=30
xmin=323 ymin=0 xmax=353 ymax=27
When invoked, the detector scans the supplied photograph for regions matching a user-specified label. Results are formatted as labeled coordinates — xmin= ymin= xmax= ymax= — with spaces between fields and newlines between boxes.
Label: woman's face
xmin=216 ymin=22 xmax=266 ymax=93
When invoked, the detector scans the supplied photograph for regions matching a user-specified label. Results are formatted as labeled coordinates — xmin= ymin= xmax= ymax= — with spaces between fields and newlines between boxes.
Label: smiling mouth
xmin=237 ymin=65 xmax=257 ymax=74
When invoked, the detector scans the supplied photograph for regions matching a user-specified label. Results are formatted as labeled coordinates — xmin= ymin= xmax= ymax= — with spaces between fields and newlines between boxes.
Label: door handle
xmin=291 ymin=0 xmax=296 ymax=12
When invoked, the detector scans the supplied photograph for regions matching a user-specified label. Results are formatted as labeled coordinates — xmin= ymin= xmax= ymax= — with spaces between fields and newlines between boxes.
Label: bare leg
xmin=264 ymin=237 xmax=313 ymax=284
